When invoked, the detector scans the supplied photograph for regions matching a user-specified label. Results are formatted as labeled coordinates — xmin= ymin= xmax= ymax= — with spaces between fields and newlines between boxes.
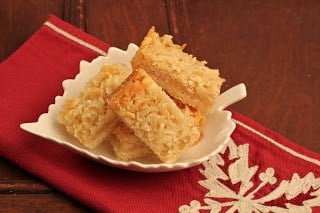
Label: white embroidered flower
xmin=179 ymin=201 xmax=201 ymax=213
xmin=179 ymin=140 xmax=320 ymax=213
xmin=259 ymin=168 xmax=276 ymax=184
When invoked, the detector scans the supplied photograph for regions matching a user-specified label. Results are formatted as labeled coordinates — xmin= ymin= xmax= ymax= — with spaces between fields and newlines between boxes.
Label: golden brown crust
xmin=110 ymin=98 xmax=205 ymax=161
xmin=169 ymin=95 xmax=205 ymax=145
xmin=108 ymin=69 xmax=200 ymax=163
xmin=131 ymin=27 xmax=224 ymax=114
xmin=58 ymin=64 xmax=131 ymax=149
xmin=110 ymin=123 xmax=152 ymax=161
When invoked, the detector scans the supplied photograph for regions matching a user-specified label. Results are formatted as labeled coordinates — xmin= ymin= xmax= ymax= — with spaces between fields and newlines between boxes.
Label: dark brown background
xmin=0 ymin=0 xmax=319 ymax=211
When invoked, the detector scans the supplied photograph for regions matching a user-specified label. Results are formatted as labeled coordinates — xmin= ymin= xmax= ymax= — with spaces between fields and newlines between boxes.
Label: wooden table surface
xmin=1 ymin=0 xmax=319 ymax=211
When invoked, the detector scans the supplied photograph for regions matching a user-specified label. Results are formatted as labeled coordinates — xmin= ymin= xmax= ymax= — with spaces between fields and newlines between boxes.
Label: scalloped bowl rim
xmin=20 ymin=43 xmax=244 ymax=172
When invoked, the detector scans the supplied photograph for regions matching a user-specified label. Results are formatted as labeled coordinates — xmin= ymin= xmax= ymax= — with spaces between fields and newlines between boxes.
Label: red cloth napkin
xmin=1 ymin=15 xmax=320 ymax=212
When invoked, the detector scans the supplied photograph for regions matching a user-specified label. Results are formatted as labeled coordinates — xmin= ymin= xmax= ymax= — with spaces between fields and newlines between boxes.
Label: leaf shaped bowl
xmin=20 ymin=44 xmax=247 ymax=172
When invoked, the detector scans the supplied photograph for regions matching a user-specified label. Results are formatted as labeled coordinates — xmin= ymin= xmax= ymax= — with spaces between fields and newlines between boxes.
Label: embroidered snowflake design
xmin=179 ymin=140 xmax=320 ymax=213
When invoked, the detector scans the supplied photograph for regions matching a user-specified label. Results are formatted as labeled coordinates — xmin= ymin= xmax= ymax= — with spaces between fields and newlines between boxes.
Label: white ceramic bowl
xmin=20 ymin=44 xmax=247 ymax=172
